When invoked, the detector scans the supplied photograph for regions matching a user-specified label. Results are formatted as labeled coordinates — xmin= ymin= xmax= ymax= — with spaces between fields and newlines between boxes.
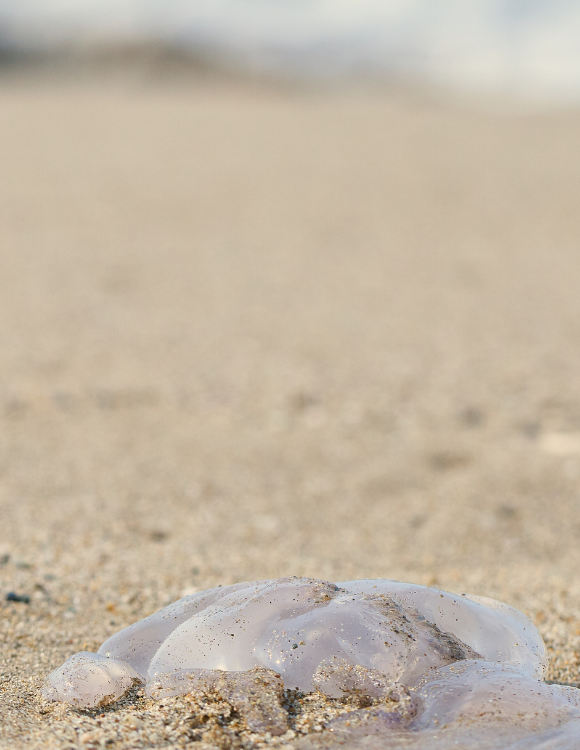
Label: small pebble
xmin=122 ymin=715 xmax=144 ymax=730
xmin=6 ymin=592 xmax=30 ymax=604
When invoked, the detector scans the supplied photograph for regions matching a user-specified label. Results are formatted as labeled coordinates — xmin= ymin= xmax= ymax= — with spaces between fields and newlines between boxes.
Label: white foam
xmin=42 ymin=577 xmax=580 ymax=746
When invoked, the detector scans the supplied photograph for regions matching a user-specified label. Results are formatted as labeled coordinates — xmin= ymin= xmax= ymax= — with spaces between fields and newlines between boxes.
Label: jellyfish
xmin=43 ymin=577 xmax=580 ymax=748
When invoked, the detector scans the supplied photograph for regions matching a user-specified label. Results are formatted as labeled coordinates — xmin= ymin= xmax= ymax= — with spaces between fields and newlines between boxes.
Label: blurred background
xmin=2 ymin=0 xmax=580 ymax=103
xmin=1 ymin=0 xmax=580 ymax=719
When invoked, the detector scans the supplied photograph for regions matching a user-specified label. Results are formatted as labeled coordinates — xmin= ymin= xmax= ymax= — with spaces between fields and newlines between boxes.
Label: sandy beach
xmin=1 ymin=63 xmax=580 ymax=747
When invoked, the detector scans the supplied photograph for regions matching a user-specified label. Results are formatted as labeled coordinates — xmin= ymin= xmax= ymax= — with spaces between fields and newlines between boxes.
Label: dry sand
xmin=1 ymin=64 xmax=580 ymax=747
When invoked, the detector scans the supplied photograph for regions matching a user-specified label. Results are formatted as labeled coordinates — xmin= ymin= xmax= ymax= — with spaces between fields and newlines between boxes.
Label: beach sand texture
xmin=1 ymin=68 xmax=580 ymax=747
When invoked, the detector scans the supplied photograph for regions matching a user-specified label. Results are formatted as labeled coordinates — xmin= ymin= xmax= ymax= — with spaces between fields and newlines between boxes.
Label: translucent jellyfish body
xmin=43 ymin=577 xmax=580 ymax=748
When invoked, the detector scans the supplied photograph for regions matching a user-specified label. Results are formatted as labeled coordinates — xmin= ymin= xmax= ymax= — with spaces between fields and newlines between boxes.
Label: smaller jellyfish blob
xmin=43 ymin=577 xmax=580 ymax=748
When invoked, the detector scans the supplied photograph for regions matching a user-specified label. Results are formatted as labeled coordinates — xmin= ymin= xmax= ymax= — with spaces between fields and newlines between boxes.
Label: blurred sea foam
xmin=1 ymin=0 xmax=580 ymax=104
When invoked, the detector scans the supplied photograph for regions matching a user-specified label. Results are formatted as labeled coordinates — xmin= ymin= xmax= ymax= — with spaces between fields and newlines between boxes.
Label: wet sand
xmin=1 ymin=67 xmax=580 ymax=747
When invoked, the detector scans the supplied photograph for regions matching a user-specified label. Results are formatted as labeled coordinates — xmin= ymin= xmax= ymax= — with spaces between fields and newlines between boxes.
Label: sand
xmin=1 ymin=63 xmax=580 ymax=748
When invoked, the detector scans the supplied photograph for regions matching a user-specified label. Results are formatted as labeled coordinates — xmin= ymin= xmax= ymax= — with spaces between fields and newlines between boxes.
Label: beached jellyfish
xmin=43 ymin=577 xmax=580 ymax=748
